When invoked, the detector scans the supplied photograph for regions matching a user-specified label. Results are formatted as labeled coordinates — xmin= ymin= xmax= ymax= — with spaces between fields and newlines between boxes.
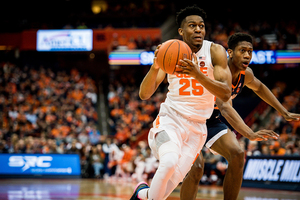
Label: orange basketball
xmin=156 ymin=39 xmax=192 ymax=74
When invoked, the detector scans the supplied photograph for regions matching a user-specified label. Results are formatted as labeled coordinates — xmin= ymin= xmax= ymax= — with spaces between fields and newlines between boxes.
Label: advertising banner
xmin=37 ymin=29 xmax=93 ymax=51
xmin=242 ymin=156 xmax=300 ymax=191
xmin=0 ymin=154 xmax=80 ymax=177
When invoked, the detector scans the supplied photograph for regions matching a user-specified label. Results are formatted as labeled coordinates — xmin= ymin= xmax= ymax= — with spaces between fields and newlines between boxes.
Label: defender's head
xmin=228 ymin=32 xmax=253 ymax=70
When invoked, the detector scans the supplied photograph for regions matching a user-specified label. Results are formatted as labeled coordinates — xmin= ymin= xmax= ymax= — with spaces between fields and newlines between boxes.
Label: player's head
xmin=176 ymin=5 xmax=207 ymax=52
xmin=227 ymin=32 xmax=253 ymax=70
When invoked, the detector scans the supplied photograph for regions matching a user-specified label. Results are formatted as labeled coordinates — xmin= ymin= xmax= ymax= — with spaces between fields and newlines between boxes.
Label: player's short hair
xmin=176 ymin=5 xmax=207 ymax=28
xmin=228 ymin=33 xmax=253 ymax=50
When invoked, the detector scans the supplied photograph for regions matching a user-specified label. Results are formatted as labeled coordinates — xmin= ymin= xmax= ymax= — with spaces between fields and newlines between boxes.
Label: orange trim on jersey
xmin=193 ymin=153 xmax=200 ymax=164
xmin=155 ymin=115 xmax=160 ymax=128
xmin=213 ymin=96 xmax=219 ymax=109
xmin=232 ymin=71 xmax=245 ymax=89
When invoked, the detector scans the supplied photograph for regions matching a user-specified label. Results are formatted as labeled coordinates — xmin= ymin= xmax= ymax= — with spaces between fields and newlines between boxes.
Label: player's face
xmin=229 ymin=41 xmax=253 ymax=70
xmin=178 ymin=15 xmax=206 ymax=52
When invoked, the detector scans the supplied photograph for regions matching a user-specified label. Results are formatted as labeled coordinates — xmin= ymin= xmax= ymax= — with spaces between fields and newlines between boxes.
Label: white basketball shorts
xmin=148 ymin=102 xmax=207 ymax=183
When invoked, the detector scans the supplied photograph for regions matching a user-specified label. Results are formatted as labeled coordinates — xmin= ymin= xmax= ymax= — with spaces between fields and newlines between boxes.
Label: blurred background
xmin=0 ymin=0 xmax=299 ymax=193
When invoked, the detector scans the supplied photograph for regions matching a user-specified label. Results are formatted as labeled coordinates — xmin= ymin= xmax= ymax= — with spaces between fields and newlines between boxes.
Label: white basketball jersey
xmin=164 ymin=40 xmax=215 ymax=122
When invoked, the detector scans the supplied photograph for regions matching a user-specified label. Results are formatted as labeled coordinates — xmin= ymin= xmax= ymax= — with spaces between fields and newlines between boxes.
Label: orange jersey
xmin=164 ymin=40 xmax=215 ymax=122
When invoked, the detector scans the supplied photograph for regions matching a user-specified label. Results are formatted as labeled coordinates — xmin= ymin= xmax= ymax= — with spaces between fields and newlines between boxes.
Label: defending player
xmin=180 ymin=32 xmax=300 ymax=200
xmin=130 ymin=5 xmax=232 ymax=200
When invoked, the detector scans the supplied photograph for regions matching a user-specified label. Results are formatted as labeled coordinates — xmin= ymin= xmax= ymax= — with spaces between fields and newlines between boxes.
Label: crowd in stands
xmin=0 ymin=62 xmax=98 ymax=154
xmin=107 ymin=73 xmax=167 ymax=144
xmin=203 ymin=20 xmax=300 ymax=50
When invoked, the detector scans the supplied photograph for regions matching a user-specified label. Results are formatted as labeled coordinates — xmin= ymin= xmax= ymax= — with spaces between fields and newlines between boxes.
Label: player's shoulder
xmin=245 ymin=67 xmax=254 ymax=76
xmin=244 ymin=67 xmax=255 ymax=84
xmin=210 ymin=42 xmax=226 ymax=52
xmin=210 ymin=42 xmax=227 ymax=58
xmin=209 ymin=42 xmax=227 ymax=65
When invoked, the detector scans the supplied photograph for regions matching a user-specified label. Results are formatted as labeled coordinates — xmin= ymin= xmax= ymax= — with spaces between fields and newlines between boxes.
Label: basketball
xmin=156 ymin=39 xmax=192 ymax=74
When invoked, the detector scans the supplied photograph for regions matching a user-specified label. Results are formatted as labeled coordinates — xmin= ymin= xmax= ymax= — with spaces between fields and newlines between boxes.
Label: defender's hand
xmin=283 ymin=112 xmax=300 ymax=121
xmin=248 ymin=130 xmax=279 ymax=141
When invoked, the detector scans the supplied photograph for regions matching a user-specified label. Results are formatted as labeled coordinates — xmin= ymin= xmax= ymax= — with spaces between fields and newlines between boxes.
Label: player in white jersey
xmin=130 ymin=5 xmax=232 ymax=200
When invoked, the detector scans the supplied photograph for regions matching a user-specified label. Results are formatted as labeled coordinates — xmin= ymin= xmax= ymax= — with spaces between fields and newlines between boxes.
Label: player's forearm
xmin=254 ymin=83 xmax=288 ymax=115
xmin=195 ymin=73 xmax=231 ymax=102
xmin=139 ymin=66 xmax=160 ymax=100
xmin=218 ymin=101 xmax=254 ymax=138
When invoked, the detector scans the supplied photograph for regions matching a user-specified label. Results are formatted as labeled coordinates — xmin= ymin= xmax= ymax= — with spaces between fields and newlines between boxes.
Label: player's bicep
xmin=245 ymin=68 xmax=262 ymax=91
xmin=213 ymin=64 xmax=232 ymax=86
xmin=211 ymin=44 xmax=232 ymax=86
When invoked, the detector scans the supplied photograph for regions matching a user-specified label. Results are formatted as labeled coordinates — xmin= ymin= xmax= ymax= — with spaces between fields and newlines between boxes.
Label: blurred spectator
xmin=132 ymin=153 xmax=146 ymax=182
xmin=135 ymin=35 xmax=146 ymax=49
xmin=66 ymin=140 xmax=81 ymax=154
xmin=0 ymin=141 xmax=8 ymax=153
xmin=202 ymin=147 xmax=227 ymax=185
xmin=89 ymin=145 xmax=105 ymax=178
xmin=77 ymin=22 xmax=88 ymax=29
xmin=115 ymin=144 xmax=135 ymax=181
xmin=246 ymin=141 xmax=262 ymax=156
xmin=127 ymin=37 xmax=137 ymax=50
xmin=118 ymin=34 xmax=128 ymax=46
xmin=144 ymin=147 xmax=158 ymax=181
xmin=88 ymin=126 xmax=101 ymax=145
xmin=63 ymin=23 xmax=74 ymax=29
xmin=103 ymin=138 xmax=117 ymax=176
xmin=270 ymin=141 xmax=286 ymax=156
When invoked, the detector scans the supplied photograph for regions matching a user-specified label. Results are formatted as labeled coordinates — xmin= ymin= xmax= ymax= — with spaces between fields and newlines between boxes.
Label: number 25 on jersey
xmin=179 ymin=78 xmax=203 ymax=96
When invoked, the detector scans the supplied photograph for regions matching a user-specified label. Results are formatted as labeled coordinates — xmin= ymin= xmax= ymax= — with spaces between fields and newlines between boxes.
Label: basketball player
xmin=180 ymin=33 xmax=300 ymax=200
xmin=130 ymin=5 xmax=232 ymax=200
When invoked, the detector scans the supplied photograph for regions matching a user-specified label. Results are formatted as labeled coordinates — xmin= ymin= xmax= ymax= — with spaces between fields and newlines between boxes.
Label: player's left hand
xmin=175 ymin=53 xmax=201 ymax=78
xmin=283 ymin=112 xmax=300 ymax=121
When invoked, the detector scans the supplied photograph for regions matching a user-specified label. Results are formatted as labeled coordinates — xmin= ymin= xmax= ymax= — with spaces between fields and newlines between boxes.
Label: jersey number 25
xmin=179 ymin=79 xmax=204 ymax=96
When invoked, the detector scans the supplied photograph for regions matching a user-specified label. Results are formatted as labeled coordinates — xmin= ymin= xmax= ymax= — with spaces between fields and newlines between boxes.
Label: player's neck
xmin=228 ymin=58 xmax=242 ymax=83
xmin=191 ymin=44 xmax=202 ymax=53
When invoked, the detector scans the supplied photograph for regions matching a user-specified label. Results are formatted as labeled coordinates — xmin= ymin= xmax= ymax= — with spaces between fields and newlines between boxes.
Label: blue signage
xmin=140 ymin=51 xmax=155 ymax=65
xmin=250 ymin=50 xmax=276 ymax=64
xmin=0 ymin=154 xmax=80 ymax=175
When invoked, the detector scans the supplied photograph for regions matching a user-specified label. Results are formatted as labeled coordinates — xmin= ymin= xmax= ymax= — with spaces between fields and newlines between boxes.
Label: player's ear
xmin=227 ymin=49 xmax=233 ymax=59
xmin=178 ymin=28 xmax=183 ymax=36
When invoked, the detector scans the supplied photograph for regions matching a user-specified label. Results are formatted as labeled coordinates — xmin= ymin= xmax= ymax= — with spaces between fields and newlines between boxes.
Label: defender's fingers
xmin=260 ymin=130 xmax=279 ymax=139
xmin=286 ymin=113 xmax=300 ymax=121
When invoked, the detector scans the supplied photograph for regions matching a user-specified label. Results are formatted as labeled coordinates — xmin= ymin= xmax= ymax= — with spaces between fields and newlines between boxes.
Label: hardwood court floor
xmin=0 ymin=179 xmax=299 ymax=200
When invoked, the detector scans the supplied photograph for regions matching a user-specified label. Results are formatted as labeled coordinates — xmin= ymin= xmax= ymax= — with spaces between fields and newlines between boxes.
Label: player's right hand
xmin=249 ymin=129 xmax=279 ymax=141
